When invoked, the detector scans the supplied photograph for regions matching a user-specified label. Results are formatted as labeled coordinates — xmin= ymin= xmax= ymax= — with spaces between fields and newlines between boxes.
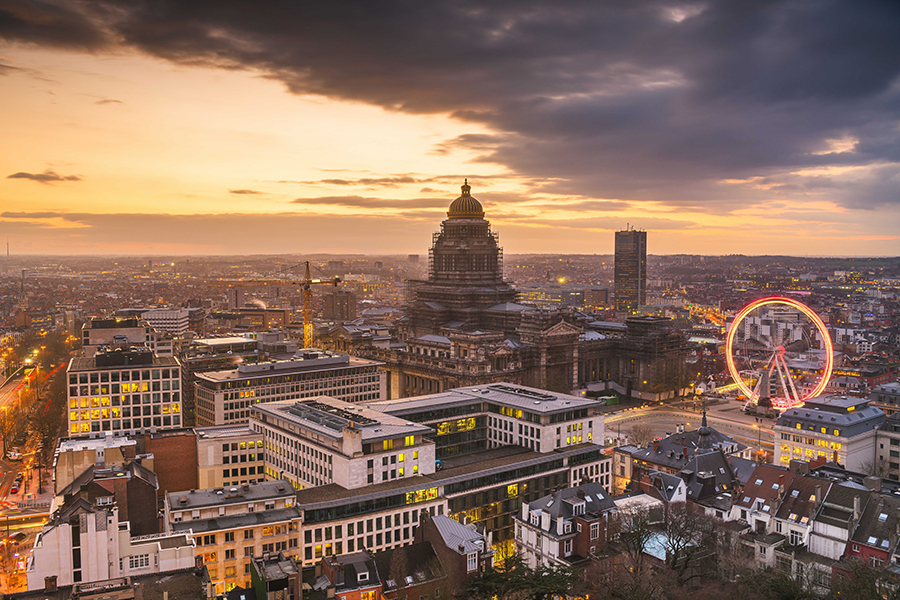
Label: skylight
xmin=868 ymin=536 xmax=878 ymax=545
xmin=755 ymin=479 xmax=763 ymax=486
xmin=880 ymin=513 xmax=888 ymax=522
xmin=791 ymin=490 xmax=799 ymax=497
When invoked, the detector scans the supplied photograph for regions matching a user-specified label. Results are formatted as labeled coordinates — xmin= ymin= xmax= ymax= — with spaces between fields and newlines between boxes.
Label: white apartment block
xmin=194 ymin=350 xmax=386 ymax=426
xmin=195 ymin=425 xmax=266 ymax=489
xmin=141 ymin=308 xmax=190 ymax=334
xmin=67 ymin=349 xmax=182 ymax=436
xmin=27 ymin=500 xmax=195 ymax=590
xmin=774 ymin=395 xmax=885 ymax=472
xmin=82 ymin=317 xmax=172 ymax=358
xmin=250 ymin=398 xmax=435 ymax=490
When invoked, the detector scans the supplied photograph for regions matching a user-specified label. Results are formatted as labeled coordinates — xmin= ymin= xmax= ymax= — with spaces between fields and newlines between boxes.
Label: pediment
xmin=541 ymin=320 xmax=583 ymax=336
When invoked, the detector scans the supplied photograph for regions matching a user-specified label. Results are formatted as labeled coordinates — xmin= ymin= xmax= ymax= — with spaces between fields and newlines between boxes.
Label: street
xmin=605 ymin=398 xmax=776 ymax=457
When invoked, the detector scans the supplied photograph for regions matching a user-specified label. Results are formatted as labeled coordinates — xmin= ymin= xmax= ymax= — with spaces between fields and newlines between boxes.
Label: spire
xmin=461 ymin=178 xmax=471 ymax=196
xmin=698 ymin=409 xmax=711 ymax=450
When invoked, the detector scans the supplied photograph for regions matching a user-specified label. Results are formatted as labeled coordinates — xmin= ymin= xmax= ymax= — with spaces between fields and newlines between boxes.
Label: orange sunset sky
xmin=1 ymin=1 xmax=899 ymax=256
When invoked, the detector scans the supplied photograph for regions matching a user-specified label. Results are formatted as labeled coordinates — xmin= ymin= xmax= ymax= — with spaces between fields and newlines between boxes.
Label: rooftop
xmin=167 ymin=480 xmax=294 ymax=511
xmin=195 ymin=425 xmax=259 ymax=439
xmin=172 ymin=506 xmax=301 ymax=534
xmin=195 ymin=351 xmax=381 ymax=383
xmin=370 ymin=382 xmax=601 ymax=416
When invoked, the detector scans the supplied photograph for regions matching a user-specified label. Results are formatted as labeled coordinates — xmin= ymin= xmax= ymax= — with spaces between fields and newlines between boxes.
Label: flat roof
xmin=172 ymin=507 xmax=300 ymax=534
xmin=369 ymin=382 xmax=601 ymax=416
xmin=252 ymin=398 xmax=434 ymax=444
xmin=195 ymin=425 xmax=259 ymax=439
xmin=168 ymin=479 xmax=294 ymax=510
xmin=69 ymin=355 xmax=179 ymax=372
xmin=195 ymin=354 xmax=381 ymax=383
xmin=295 ymin=443 xmax=604 ymax=510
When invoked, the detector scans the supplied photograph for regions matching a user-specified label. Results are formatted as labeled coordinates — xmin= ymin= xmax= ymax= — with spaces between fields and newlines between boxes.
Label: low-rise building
xmin=514 ymin=482 xmax=615 ymax=569
xmin=774 ymin=395 xmax=885 ymax=471
xmin=414 ymin=514 xmax=492 ymax=591
xmin=26 ymin=498 xmax=195 ymax=590
xmin=163 ymin=480 xmax=299 ymax=595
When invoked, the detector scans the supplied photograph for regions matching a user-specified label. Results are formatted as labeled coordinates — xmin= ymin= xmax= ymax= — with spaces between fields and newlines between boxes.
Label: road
xmin=605 ymin=399 xmax=776 ymax=457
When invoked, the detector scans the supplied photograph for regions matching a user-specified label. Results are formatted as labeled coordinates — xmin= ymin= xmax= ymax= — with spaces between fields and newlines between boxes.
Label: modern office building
xmin=141 ymin=308 xmax=190 ymax=334
xmin=250 ymin=397 xmax=435 ymax=490
xmin=323 ymin=291 xmax=358 ymax=321
xmin=372 ymin=383 xmax=608 ymax=480
xmin=614 ymin=228 xmax=647 ymax=312
xmin=774 ymin=395 xmax=885 ymax=471
xmin=66 ymin=348 xmax=182 ymax=436
xmin=195 ymin=425 xmax=266 ymax=489
xmin=193 ymin=350 xmax=385 ymax=426
xmin=81 ymin=317 xmax=167 ymax=358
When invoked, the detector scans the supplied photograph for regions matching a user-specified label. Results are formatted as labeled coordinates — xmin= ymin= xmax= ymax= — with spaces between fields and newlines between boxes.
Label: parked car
xmin=14 ymin=473 xmax=23 ymax=483
xmin=10 ymin=481 xmax=19 ymax=494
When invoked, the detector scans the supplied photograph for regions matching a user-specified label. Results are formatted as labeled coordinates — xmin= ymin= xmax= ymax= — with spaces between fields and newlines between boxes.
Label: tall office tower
xmin=226 ymin=287 xmax=244 ymax=310
xmin=323 ymin=290 xmax=357 ymax=321
xmin=614 ymin=228 xmax=647 ymax=312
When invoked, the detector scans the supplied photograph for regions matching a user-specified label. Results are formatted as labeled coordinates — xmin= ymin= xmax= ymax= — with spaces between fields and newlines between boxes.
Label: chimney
xmin=853 ymin=495 xmax=861 ymax=520
xmin=778 ymin=474 xmax=785 ymax=497
xmin=44 ymin=576 xmax=57 ymax=591
xmin=814 ymin=485 xmax=822 ymax=507
xmin=653 ymin=440 xmax=660 ymax=453
xmin=864 ymin=476 xmax=882 ymax=492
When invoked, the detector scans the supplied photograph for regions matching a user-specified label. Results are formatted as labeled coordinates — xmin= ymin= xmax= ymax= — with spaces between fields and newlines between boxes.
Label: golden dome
xmin=447 ymin=179 xmax=484 ymax=219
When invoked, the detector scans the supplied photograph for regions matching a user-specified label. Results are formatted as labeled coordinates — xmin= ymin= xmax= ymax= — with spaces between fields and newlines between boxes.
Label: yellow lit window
xmin=820 ymin=427 xmax=826 ymax=434
xmin=240 ymin=442 xmax=247 ymax=449
xmin=101 ymin=397 xmax=111 ymax=407
xmin=101 ymin=408 xmax=110 ymax=419
xmin=70 ymin=424 xmax=78 ymax=433
xmin=70 ymin=411 xmax=79 ymax=422
xmin=141 ymin=382 xmax=149 ymax=392
xmin=162 ymin=405 xmax=170 ymax=414
xmin=172 ymin=404 xmax=180 ymax=413
xmin=413 ymin=464 xmax=418 ymax=474
xmin=383 ymin=439 xmax=393 ymax=451
xmin=588 ymin=432 xmax=593 ymax=441
xmin=69 ymin=399 xmax=77 ymax=409
xmin=567 ymin=437 xmax=571 ymax=445
xmin=91 ymin=397 xmax=100 ymax=407
xmin=80 ymin=423 xmax=90 ymax=432
xmin=795 ymin=423 xmax=801 ymax=429
xmin=257 ymin=440 xmax=263 ymax=448
xmin=91 ymin=409 xmax=101 ymax=419
xmin=80 ymin=398 xmax=89 ymax=408
xmin=405 ymin=435 xmax=414 ymax=446
xmin=80 ymin=410 xmax=89 ymax=420
xmin=112 ymin=407 xmax=121 ymax=417
xmin=399 ymin=468 xmax=405 ymax=476
xmin=833 ymin=430 xmax=839 ymax=436
xmin=413 ymin=450 xmax=419 ymax=460
xmin=508 ymin=483 xmax=518 ymax=497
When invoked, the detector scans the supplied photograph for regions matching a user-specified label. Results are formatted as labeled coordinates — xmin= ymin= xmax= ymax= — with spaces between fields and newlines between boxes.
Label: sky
xmin=1 ymin=0 xmax=900 ymax=257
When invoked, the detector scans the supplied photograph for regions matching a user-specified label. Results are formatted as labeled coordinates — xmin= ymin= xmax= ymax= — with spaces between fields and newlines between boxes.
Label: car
xmin=14 ymin=473 xmax=23 ymax=483
xmin=10 ymin=482 xmax=19 ymax=494
xmin=6 ymin=448 xmax=22 ymax=461
xmin=7 ymin=532 xmax=25 ymax=545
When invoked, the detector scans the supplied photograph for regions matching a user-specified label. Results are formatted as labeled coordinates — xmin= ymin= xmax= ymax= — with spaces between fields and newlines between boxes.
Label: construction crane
xmin=206 ymin=261 xmax=340 ymax=348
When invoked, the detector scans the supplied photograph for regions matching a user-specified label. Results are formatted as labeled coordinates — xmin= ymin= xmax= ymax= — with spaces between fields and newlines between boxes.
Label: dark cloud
xmin=95 ymin=98 xmax=122 ymax=104
xmin=1 ymin=211 xmax=62 ymax=218
xmin=2 ymin=0 xmax=900 ymax=212
xmin=0 ymin=61 xmax=19 ymax=74
xmin=291 ymin=195 xmax=449 ymax=210
xmin=229 ymin=188 xmax=266 ymax=195
xmin=7 ymin=169 xmax=81 ymax=183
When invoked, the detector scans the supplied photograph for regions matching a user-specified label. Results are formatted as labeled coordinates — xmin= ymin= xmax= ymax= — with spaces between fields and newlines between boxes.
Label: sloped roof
xmin=774 ymin=475 xmax=830 ymax=526
xmin=528 ymin=482 xmax=615 ymax=520
xmin=645 ymin=471 xmax=685 ymax=502
xmin=488 ymin=302 xmax=534 ymax=312
xmin=680 ymin=450 xmax=738 ymax=502
xmin=737 ymin=464 xmax=793 ymax=515
xmin=430 ymin=514 xmax=488 ymax=555
xmin=850 ymin=493 xmax=900 ymax=552
xmin=814 ymin=481 xmax=871 ymax=530
xmin=374 ymin=542 xmax=445 ymax=592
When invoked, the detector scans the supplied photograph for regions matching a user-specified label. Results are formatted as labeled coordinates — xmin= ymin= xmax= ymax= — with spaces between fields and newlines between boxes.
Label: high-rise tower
xmin=614 ymin=228 xmax=647 ymax=312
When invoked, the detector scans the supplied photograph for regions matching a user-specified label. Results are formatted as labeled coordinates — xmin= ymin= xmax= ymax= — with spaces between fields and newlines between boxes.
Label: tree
xmin=661 ymin=502 xmax=719 ymax=586
xmin=628 ymin=424 xmax=654 ymax=448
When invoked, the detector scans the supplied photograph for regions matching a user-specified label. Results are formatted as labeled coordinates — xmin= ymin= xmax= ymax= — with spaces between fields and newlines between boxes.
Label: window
xmin=759 ymin=546 xmax=767 ymax=556
xmin=590 ymin=522 xmax=600 ymax=540
xmin=564 ymin=539 xmax=573 ymax=556
xmin=129 ymin=554 xmax=150 ymax=569
xmin=790 ymin=530 xmax=802 ymax=546
xmin=225 ymin=532 xmax=235 ymax=542
xmin=225 ymin=549 xmax=235 ymax=560
xmin=467 ymin=552 xmax=477 ymax=572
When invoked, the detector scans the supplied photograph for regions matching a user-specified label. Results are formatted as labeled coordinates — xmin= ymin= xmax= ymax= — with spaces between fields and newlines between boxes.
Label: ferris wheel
xmin=725 ymin=296 xmax=833 ymax=411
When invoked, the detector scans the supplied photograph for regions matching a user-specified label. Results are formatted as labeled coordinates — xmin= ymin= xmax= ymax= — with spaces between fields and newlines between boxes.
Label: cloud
xmin=1 ymin=211 xmax=62 ymax=218
xmin=229 ymin=189 xmax=266 ymax=195
xmin=6 ymin=169 xmax=81 ymax=184
xmin=95 ymin=98 xmax=123 ymax=104
xmin=2 ymin=1 xmax=900 ymax=215
xmin=0 ymin=62 xmax=19 ymax=75
xmin=291 ymin=195 xmax=449 ymax=210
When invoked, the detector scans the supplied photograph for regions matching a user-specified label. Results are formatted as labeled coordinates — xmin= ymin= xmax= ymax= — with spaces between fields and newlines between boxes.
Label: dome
xmin=447 ymin=179 xmax=485 ymax=219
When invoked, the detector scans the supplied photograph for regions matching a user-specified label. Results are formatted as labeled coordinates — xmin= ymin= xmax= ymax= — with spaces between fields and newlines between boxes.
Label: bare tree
xmin=629 ymin=424 xmax=654 ymax=448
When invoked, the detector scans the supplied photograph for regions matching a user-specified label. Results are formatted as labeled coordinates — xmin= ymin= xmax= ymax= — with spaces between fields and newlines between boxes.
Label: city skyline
xmin=2 ymin=1 xmax=900 ymax=256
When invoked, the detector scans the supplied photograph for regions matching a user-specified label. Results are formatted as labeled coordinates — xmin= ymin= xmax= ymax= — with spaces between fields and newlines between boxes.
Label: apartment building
xmin=163 ymin=480 xmax=299 ymax=595
xmin=194 ymin=350 xmax=385 ymax=426
xmin=141 ymin=308 xmax=190 ymax=334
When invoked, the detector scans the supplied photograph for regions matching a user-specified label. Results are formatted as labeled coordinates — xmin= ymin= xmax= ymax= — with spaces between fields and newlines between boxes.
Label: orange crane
xmin=207 ymin=261 xmax=340 ymax=348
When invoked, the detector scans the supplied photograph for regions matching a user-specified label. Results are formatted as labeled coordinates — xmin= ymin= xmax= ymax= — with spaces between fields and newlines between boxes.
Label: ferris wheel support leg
xmin=781 ymin=355 xmax=802 ymax=405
